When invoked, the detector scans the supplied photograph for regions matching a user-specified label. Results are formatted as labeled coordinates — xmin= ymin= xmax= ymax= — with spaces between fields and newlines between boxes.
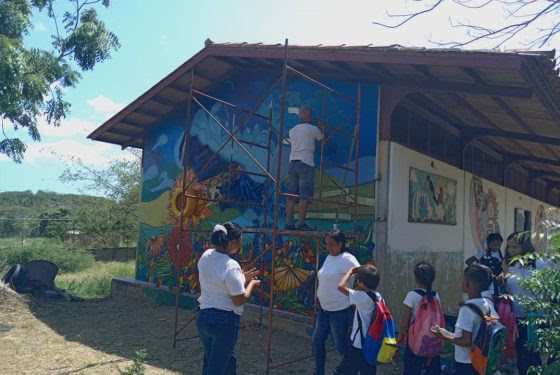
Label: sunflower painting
xmin=168 ymin=168 xmax=213 ymax=229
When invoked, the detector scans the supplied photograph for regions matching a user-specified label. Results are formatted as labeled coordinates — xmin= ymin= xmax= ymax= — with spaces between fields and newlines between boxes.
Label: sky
xmin=1 ymin=0 xmax=557 ymax=195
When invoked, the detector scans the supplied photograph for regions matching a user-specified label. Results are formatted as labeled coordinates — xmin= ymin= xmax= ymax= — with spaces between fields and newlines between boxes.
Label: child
xmin=467 ymin=233 xmax=504 ymax=298
xmin=432 ymin=265 xmax=498 ymax=375
xmin=335 ymin=264 xmax=381 ymax=375
xmin=397 ymin=262 xmax=442 ymax=375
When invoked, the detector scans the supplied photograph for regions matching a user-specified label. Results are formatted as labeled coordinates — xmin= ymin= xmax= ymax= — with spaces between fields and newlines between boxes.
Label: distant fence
xmin=88 ymin=247 xmax=136 ymax=262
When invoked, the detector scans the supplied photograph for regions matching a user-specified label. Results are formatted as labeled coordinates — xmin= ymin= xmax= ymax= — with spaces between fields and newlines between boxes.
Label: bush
xmin=123 ymin=349 xmax=147 ymax=375
xmin=0 ymin=237 xmax=94 ymax=274
xmin=517 ymin=247 xmax=560 ymax=374
xmin=56 ymin=261 xmax=135 ymax=298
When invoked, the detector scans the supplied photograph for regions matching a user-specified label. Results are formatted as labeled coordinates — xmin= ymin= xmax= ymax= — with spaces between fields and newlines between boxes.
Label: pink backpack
xmin=494 ymin=296 xmax=518 ymax=362
xmin=408 ymin=289 xmax=445 ymax=357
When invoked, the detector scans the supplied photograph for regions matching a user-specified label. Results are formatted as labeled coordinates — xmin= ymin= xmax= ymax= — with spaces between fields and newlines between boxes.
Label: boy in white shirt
xmin=335 ymin=264 xmax=381 ymax=374
xmin=285 ymin=106 xmax=324 ymax=231
xmin=432 ymin=265 xmax=498 ymax=375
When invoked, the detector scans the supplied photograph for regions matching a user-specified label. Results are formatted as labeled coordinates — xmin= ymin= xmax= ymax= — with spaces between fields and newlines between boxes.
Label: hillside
xmin=0 ymin=191 xmax=110 ymax=237
xmin=0 ymin=190 xmax=107 ymax=216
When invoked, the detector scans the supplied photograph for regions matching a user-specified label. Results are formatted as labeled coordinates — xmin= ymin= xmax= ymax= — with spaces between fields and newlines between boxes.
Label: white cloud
xmin=21 ymin=140 xmax=121 ymax=166
xmin=34 ymin=22 xmax=47 ymax=32
xmin=37 ymin=117 xmax=97 ymax=138
xmin=159 ymin=35 xmax=168 ymax=46
xmin=87 ymin=95 xmax=124 ymax=118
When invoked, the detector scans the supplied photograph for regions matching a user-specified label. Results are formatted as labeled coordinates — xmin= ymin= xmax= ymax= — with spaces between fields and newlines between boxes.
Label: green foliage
xmin=0 ymin=237 xmax=94 ymax=273
xmin=0 ymin=0 xmax=119 ymax=162
xmin=516 ymin=246 xmax=560 ymax=374
xmin=122 ymin=349 xmax=147 ymax=375
xmin=60 ymin=150 xmax=141 ymax=247
xmin=0 ymin=190 xmax=108 ymax=240
xmin=55 ymin=260 xmax=135 ymax=298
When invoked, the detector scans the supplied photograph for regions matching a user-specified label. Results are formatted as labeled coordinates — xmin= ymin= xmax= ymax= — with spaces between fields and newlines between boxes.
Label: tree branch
xmin=372 ymin=0 xmax=444 ymax=29
xmin=47 ymin=0 xmax=61 ymax=41
xmin=373 ymin=0 xmax=560 ymax=49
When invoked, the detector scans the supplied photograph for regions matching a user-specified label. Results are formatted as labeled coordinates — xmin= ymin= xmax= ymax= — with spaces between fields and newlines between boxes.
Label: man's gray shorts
xmin=287 ymin=160 xmax=314 ymax=202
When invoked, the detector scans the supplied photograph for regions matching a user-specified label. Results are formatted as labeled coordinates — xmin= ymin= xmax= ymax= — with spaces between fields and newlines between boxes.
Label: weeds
xmin=0 ymin=238 xmax=94 ymax=273
xmin=122 ymin=349 xmax=147 ymax=375
xmin=56 ymin=261 xmax=135 ymax=298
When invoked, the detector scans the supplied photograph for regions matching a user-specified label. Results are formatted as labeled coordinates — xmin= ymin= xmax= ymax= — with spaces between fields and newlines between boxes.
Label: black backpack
xmin=479 ymin=251 xmax=503 ymax=277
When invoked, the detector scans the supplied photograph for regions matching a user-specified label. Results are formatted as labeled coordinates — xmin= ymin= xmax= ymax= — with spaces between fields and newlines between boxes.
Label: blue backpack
xmin=353 ymin=292 xmax=398 ymax=364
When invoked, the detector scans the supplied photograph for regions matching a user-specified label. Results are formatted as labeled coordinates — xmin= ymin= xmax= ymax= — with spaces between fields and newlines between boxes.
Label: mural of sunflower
xmin=168 ymin=168 xmax=212 ymax=229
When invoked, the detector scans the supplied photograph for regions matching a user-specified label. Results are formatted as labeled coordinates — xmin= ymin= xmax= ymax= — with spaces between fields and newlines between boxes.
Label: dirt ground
xmin=0 ymin=291 xmax=403 ymax=375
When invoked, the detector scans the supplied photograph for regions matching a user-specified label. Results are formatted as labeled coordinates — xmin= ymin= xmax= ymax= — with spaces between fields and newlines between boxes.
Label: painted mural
xmin=470 ymin=176 xmax=500 ymax=251
xmin=534 ymin=204 xmax=547 ymax=252
xmin=408 ymin=167 xmax=457 ymax=225
xmin=136 ymin=73 xmax=379 ymax=315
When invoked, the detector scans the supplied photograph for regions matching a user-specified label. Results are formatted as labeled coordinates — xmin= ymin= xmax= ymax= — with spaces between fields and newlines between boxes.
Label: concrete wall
xmin=384 ymin=142 xmax=559 ymax=319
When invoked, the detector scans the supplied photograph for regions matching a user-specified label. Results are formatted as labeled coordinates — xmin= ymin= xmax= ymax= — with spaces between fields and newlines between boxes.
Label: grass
xmin=0 ymin=237 xmax=94 ymax=273
xmin=56 ymin=261 xmax=135 ymax=299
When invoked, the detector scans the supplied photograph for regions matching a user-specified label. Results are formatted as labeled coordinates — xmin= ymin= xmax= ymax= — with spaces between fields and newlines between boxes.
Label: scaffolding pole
xmin=169 ymin=40 xmax=366 ymax=373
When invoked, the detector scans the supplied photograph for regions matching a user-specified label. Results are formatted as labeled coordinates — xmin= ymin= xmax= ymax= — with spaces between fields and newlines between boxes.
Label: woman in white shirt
xmin=313 ymin=228 xmax=360 ymax=375
xmin=196 ymin=222 xmax=260 ymax=375
xmin=504 ymin=231 xmax=548 ymax=375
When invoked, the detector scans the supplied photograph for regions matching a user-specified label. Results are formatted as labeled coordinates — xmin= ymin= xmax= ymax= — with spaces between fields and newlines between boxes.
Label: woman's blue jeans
xmin=312 ymin=306 xmax=353 ymax=375
xmin=196 ymin=308 xmax=240 ymax=375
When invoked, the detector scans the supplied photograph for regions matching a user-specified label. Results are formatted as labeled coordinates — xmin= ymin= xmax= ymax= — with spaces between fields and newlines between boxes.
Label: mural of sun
xmin=168 ymin=168 xmax=212 ymax=228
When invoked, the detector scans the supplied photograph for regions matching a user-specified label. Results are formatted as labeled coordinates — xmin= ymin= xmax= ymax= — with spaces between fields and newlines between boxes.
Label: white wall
xmin=385 ymin=142 xmax=559 ymax=314
xmin=388 ymin=143 xmax=465 ymax=253
xmin=389 ymin=142 xmax=559 ymax=256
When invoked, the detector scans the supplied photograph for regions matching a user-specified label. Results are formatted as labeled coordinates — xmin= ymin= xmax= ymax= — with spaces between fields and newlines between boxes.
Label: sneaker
xmin=298 ymin=223 xmax=314 ymax=231
xmin=285 ymin=223 xmax=297 ymax=230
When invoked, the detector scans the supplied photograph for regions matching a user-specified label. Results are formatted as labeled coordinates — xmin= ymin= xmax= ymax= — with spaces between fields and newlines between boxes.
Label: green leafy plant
xmin=122 ymin=349 xmax=147 ymax=375
xmin=0 ymin=237 xmax=94 ymax=273
xmin=516 ymin=248 xmax=560 ymax=374
xmin=1 ymin=0 xmax=119 ymax=162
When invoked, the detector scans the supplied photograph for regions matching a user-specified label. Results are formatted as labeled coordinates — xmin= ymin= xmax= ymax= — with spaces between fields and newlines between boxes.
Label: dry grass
xmin=55 ymin=261 xmax=135 ymax=299
xmin=0 ymin=295 xmax=405 ymax=375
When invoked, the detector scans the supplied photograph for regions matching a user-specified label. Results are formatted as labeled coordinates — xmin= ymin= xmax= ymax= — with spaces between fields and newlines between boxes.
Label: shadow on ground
xmin=27 ymin=298 xmax=359 ymax=374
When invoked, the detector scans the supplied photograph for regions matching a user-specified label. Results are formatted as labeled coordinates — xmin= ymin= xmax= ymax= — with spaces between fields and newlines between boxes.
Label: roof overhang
xmin=88 ymin=42 xmax=560 ymax=190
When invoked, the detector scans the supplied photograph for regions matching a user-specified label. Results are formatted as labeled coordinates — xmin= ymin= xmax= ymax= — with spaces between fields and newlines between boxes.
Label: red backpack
xmin=407 ymin=289 xmax=445 ymax=357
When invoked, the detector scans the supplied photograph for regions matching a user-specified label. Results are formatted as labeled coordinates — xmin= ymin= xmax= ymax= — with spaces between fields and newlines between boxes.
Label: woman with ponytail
xmin=196 ymin=222 xmax=260 ymax=375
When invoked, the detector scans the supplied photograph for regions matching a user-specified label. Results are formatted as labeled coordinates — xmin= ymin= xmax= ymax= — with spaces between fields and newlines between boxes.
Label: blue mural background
xmin=136 ymin=73 xmax=379 ymax=315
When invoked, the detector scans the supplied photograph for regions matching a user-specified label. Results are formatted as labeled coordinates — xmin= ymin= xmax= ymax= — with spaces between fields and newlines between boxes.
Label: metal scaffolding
xmin=171 ymin=40 xmax=363 ymax=373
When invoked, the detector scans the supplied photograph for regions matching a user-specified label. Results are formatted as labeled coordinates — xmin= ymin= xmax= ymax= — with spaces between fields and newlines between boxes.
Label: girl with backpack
xmin=196 ymin=222 xmax=261 ymax=375
xmin=468 ymin=233 xmax=504 ymax=299
xmin=504 ymin=231 xmax=550 ymax=375
xmin=397 ymin=261 xmax=445 ymax=375
xmin=313 ymin=228 xmax=360 ymax=375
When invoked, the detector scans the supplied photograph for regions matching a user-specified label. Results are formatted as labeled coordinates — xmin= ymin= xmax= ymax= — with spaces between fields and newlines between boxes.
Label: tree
xmin=1 ymin=0 xmax=119 ymax=162
xmin=59 ymin=150 xmax=141 ymax=247
xmin=517 ymin=246 xmax=560 ymax=374
xmin=373 ymin=1 xmax=560 ymax=49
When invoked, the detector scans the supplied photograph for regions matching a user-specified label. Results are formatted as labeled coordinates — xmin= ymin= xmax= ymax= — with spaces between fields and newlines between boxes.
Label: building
xmin=89 ymin=41 xmax=560 ymax=320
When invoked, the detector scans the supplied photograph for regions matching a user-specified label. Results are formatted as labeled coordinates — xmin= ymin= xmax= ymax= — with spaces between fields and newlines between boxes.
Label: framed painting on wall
xmin=408 ymin=167 xmax=457 ymax=225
